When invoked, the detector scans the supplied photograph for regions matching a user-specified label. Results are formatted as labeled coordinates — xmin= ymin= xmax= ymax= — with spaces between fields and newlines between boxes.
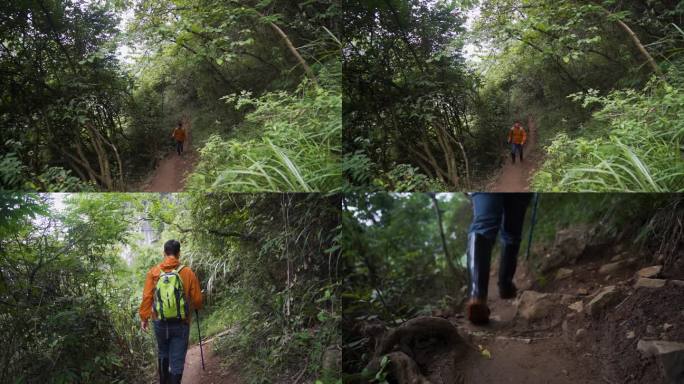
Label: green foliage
xmin=474 ymin=0 xmax=684 ymax=190
xmin=123 ymin=0 xmax=341 ymax=191
xmin=342 ymin=193 xmax=469 ymax=322
xmin=344 ymin=0 xmax=683 ymax=191
xmin=1 ymin=0 xmax=340 ymax=191
xmin=343 ymin=150 xmax=450 ymax=192
xmin=0 ymin=193 xmax=151 ymax=383
xmin=0 ymin=151 xmax=93 ymax=192
xmin=376 ymin=164 xmax=450 ymax=192
xmin=187 ymin=64 xmax=342 ymax=192
xmin=0 ymin=0 xmax=129 ymax=191
xmin=533 ymin=78 xmax=684 ymax=191
xmin=181 ymin=193 xmax=341 ymax=383
xmin=344 ymin=0 xmax=477 ymax=190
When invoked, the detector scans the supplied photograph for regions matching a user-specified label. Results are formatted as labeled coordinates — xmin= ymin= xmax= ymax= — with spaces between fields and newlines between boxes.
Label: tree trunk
xmin=264 ymin=18 xmax=318 ymax=86
xmin=85 ymin=124 xmax=113 ymax=190
xmin=428 ymin=193 xmax=459 ymax=279
xmin=599 ymin=6 xmax=662 ymax=76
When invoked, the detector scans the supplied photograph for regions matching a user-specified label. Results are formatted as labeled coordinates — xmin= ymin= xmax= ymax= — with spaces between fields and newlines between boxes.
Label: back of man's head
xmin=164 ymin=239 xmax=181 ymax=257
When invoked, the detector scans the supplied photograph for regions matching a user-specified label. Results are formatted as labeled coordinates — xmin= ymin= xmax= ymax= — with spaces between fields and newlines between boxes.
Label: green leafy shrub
xmin=186 ymin=63 xmax=341 ymax=192
xmin=184 ymin=193 xmax=341 ymax=383
xmin=0 ymin=152 xmax=94 ymax=191
xmin=533 ymin=79 xmax=684 ymax=191
xmin=375 ymin=164 xmax=448 ymax=192
xmin=343 ymin=151 xmax=448 ymax=192
xmin=0 ymin=194 xmax=150 ymax=383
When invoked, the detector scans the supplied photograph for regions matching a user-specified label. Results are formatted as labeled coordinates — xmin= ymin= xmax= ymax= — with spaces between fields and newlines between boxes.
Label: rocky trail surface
xmin=449 ymin=263 xmax=598 ymax=384
xmin=362 ymin=232 xmax=684 ymax=384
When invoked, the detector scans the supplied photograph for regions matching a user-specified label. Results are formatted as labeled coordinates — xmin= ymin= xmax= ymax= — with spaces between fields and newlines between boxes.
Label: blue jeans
xmin=153 ymin=321 xmax=190 ymax=374
xmin=469 ymin=193 xmax=532 ymax=246
xmin=511 ymin=143 xmax=523 ymax=161
xmin=176 ymin=140 xmax=184 ymax=155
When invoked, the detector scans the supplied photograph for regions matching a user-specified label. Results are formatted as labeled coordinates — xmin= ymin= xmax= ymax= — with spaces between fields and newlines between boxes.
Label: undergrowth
xmin=532 ymin=76 xmax=684 ymax=191
xmin=206 ymin=285 xmax=340 ymax=384
xmin=186 ymin=62 xmax=341 ymax=192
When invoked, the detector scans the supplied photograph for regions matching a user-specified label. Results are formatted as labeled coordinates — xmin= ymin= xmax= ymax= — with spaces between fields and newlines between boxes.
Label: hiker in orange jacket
xmin=171 ymin=122 xmax=187 ymax=156
xmin=507 ymin=122 xmax=527 ymax=164
xmin=140 ymin=240 xmax=203 ymax=384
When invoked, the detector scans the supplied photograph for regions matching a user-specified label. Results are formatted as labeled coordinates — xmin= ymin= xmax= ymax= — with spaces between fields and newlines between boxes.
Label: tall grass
xmin=532 ymin=77 xmax=684 ymax=191
xmin=186 ymin=62 xmax=341 ymax=192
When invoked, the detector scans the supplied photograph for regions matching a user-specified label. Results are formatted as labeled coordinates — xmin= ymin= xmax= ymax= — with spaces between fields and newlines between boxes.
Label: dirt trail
xmin=487 ymin=117 xmax=542 ymax=192
xmin=182 ymin=338 xmax=238 ymax=384
xmin=143 ymin=127 xmax=198 ymax=192
xmin=450 ymin=262 xmax=600 ymax=384
xmin=356 ymin=244 xmax=681 ymax=383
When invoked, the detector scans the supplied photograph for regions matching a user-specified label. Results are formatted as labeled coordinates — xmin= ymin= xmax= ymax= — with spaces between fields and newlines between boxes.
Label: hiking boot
xmin=466 ymin=298 xmax=490 ymax=325
xmin=498 ymin=243 xmax=520 ymax=299
xmin=466 ymin=233 xmax=494 ymax=324
xmin=158 ymin=358 xmax=169 ymax=384
xmin=467 ymin=233 xmax=494 ymax=300
xmin=169 ymin=373 xmax=183 ymax=384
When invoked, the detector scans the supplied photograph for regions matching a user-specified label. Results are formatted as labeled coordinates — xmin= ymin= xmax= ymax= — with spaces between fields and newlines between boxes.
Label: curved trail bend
xmin=487 ymin=117 xmax=542 ymax=192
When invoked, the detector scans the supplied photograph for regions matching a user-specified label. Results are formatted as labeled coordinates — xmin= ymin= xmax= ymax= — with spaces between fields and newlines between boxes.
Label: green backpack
xmin=153 ymin=266 xmax=188 ymax=321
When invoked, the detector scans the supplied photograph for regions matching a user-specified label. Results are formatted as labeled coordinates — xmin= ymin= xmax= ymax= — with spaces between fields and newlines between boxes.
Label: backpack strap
xmin=155 ymin=266 xmax=166 ymax=321
xmin=174 ymin=265 xmax=185 ymax=320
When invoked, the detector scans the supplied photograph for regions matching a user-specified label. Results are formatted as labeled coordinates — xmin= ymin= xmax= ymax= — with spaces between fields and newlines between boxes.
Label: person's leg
xmin=519 ymin=144 xmax=524 ymax=162
xmin=153 ymin=321 xmax=171 ymax=384
xmin=179 ymin=141 xmax=184 ymax=155
xmin=498 ymin=193 xmax=533 ymax=298
xmin=466 ymin=193 xmax=504 ymax=324
xmin=510 ymin=144 xmax=516 ymax=163
xmin=168 ymin=322 xmax=190 ymax=383
xmin=176 ymin=141 xmax=182 ymax=155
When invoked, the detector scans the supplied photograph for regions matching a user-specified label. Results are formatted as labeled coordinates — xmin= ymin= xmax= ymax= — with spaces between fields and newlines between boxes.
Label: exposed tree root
xmin=363 ymin=316 xmax=466 ymax=384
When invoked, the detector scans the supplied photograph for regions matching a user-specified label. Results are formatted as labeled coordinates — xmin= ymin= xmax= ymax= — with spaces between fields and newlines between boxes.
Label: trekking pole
xmin=525 ymin=193 xmax=540 ymax=261
xmin=195 ymin=309 xmax=205 ymax=370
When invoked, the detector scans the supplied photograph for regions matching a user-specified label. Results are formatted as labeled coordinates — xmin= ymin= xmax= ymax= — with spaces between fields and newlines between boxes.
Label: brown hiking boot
xmin=466 ymin=298 xmax=490 ymax=325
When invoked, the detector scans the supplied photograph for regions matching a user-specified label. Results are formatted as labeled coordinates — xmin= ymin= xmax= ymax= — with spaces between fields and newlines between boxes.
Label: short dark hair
xmin=177 ymin=121 xmax=182 ymax=127
xmin=164 ymin=239 xmax=181 ymax=256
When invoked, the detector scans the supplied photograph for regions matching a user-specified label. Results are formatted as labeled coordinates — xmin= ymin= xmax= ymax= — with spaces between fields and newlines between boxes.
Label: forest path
xmin=182 ymin=337 xmax=239 ymax=384
xmin=450 ymin=262 xmax=600 ymax=384
xmin=487 ymin=117 xmax=542 ymax=192
xmin=142 ymin=126 xmax=198 ymax=192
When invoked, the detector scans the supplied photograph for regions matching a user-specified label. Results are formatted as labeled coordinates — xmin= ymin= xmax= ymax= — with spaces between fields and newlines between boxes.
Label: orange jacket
xmin=139 ymin=256 xmax=202 ymax=322
xmin=172 ymin=127 xmax=186 ymax=142
xmin=508 ymin=126 xmax=527 ymax=145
